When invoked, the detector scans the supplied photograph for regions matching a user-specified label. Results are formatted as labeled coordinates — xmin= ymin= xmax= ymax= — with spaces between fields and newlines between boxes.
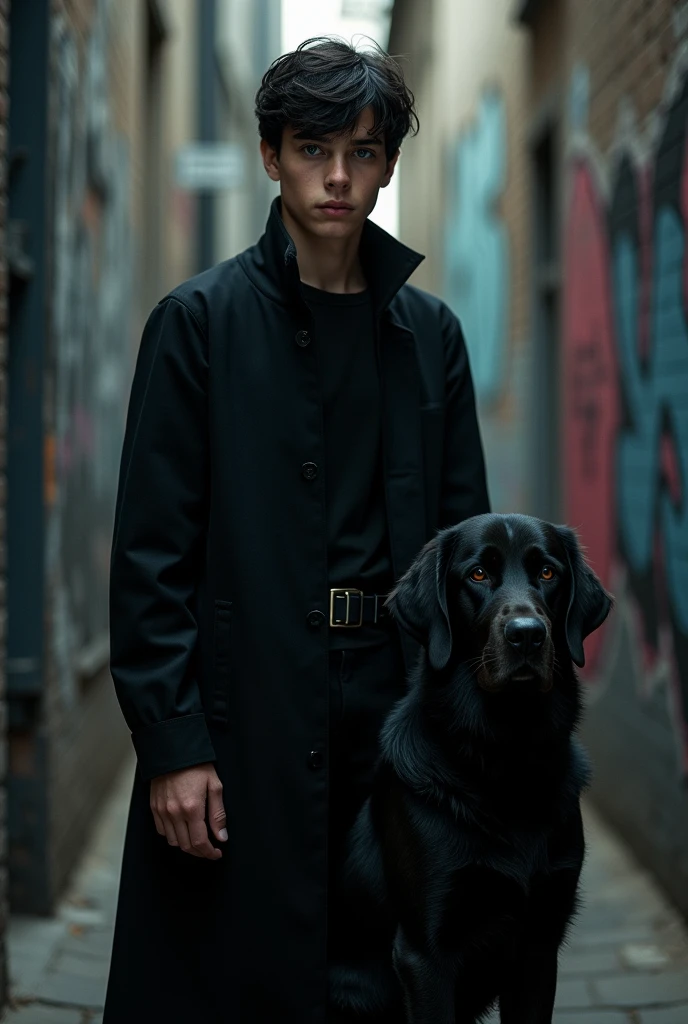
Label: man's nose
xmin=504 ymin=617 xmax=546 ymax=655
xmin=325 ymin=157 xmax=351 ymax=188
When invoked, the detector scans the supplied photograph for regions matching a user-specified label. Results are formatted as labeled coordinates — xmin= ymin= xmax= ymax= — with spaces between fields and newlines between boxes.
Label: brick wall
xmin=553 ymin=0 xmax=688 ymax=916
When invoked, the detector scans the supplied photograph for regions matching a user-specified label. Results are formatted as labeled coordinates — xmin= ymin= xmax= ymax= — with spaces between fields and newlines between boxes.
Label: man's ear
xmin=555 ymin=526 xmax=613 ymax=668
xmin=260 ymin=138 xmax=280 ymax=182
xmin=381 ymin=148 xmax=400 ymax=188
xmin=386 ymin=529 xmax=456 ymax=671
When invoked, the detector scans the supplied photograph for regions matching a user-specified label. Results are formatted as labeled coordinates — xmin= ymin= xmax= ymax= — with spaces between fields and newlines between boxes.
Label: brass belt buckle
xmin=329 ymin=588 xmax=364 ymax=627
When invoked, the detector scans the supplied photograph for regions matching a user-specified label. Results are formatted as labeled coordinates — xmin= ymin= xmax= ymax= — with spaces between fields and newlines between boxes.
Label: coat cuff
xmin=132 ymin=713 xmax=217 ymax=780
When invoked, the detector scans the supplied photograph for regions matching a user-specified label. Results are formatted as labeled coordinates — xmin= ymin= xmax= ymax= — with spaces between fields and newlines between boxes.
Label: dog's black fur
xmin=327 ymin=513 xmax=613 ymax=1024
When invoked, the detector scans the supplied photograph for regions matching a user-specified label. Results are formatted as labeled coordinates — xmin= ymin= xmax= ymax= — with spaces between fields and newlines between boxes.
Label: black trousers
xmin=326 ymin=632 xmax=407 ymax=1022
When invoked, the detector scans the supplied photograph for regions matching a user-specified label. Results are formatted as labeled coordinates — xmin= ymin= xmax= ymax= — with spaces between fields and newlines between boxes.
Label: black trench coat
xmin=104 ymin=199 xmax=489 ymax=1023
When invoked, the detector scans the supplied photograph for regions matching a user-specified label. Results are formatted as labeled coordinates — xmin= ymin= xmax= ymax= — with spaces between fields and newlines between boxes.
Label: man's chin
xmin=310 ymin=212 xmax=364 ymax=236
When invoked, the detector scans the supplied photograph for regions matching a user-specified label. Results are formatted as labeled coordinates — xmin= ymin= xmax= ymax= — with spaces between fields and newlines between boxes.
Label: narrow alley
xmin=3 ymin=762 xmax=688 ymax=1023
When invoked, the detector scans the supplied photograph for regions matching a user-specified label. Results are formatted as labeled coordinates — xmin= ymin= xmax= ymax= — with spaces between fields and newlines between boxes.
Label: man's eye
xmin=355 ymin=148 xmax=375 ymax=159
xmin=303 ymin=144 xmax=322 ymax=156
xmin=540 ymin=566 xmax=555 ymax=581
xmin=470 ymin=567 xmax=488 ymax=582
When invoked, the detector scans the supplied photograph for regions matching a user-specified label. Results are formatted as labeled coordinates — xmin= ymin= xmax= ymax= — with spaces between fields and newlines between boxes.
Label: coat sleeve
xmin=109 ymin=296 xmax=216 ymax=781
xmin=438 ymin=303 xmax=491 ymax=528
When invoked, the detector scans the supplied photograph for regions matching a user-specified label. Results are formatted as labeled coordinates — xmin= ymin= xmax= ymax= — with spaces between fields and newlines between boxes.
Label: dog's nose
xmin=504 ymin=617 xmax=546 ymax=654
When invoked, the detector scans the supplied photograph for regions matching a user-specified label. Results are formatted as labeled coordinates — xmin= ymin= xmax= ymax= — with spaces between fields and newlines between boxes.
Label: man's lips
xmin=318 ymin=202 xmax=354 ymax=215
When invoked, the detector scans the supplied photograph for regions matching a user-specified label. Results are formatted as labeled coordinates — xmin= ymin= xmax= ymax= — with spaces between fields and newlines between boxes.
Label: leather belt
xmin=329 ymin=589 xmax=389 ymax=628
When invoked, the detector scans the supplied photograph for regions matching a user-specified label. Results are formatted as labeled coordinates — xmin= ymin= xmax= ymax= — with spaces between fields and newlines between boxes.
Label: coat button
xmin=295 ymin=329 xmax=311 ymax=347
xmin=309 ymin=750 xmax=324 ymax=770
xmin=302 ymin=462 xmax=318 ymax=481
xmin=307 ymin=610 xmax=325 ymax=628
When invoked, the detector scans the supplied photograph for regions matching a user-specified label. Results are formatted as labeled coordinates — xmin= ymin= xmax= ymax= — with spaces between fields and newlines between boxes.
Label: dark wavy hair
xmin=255 ymin=37 xmax=418 ymax=160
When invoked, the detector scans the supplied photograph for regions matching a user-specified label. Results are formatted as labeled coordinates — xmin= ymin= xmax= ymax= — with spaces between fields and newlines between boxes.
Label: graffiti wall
xmin=47 ymin=0 xmax=133 ymax=703
xmin=563 ymin=55 xmax=688 ymax=773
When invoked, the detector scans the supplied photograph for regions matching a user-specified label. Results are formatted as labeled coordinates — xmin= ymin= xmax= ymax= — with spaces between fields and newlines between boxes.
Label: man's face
xmin=261 ymin=106 xmax=399 ymax=242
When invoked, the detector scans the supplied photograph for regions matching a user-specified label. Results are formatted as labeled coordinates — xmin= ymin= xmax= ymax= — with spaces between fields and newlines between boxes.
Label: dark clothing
xmin=104 ymin=198 xmax=490 ymax=1024
xmin=300 ymin=282 xmax=393 ymax=650
xmin=327 ymin=636 xmax=407 ymax=1024
xmin=327 ymin=636 xmax=406 ymax=958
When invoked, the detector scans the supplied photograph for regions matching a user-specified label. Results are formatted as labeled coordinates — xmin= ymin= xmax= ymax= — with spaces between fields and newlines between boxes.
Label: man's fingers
xmin=188 ymin=817 xmax=222 ymax=860
xmin=151 ymin=806 xmax=166 ymax=837
xmin=170 ymin=816 xmax=204 ymax=857
xmin=148 ymin=766 xmax=223 ymax=859
xmin=161 ymin=813 xmax=179 ymax=849
xmin=207 ymin=776 xmax=228 ymax=843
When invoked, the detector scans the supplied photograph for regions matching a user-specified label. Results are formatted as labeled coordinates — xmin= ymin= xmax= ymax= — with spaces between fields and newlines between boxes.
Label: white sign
xmin=175 ymin=143 xmax=246 ymax=191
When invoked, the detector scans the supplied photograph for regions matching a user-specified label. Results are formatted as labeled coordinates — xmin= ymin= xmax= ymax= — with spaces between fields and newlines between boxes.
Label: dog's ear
xmin=555 ymin=526 xmax=613 ymax=668
xmin=386 ymin=530 xmax=456 ymax=671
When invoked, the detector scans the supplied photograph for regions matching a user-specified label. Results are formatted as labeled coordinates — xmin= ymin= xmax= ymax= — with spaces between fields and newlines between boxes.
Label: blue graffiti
xmin=569 ymin=63 xmax=590 ymax=133
xmin=444 ymin=90 xmax=509 ymax=403
xmin=612 ymin=152 xmax=688 ymax=637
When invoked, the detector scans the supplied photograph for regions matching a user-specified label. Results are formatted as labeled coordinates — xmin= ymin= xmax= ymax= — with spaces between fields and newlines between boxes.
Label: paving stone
xmin=33 ymin=968 xmax=106 ymax=1010
xmin=637 ymin=1005 xmax=688 ymax=1024
xmin=555 ymin=979 xmax=594 ymax=1009
xmin=7 ymin=918 xmax=67 ymax=994
xmin=593 ymin=971 xmax=688 ymax=1007
xmin=3 ymin=1005 xmax=83 ymax=1023
xmin=554 ymin=1014 xmax=632 ymax=1024
xmin=58 ymin=928 xmax=113 ymax=961
xmin=575 ymin=908 xmax=631 ymax=930
xmin=570 ymin=926 xmax=661 ymax=950
xmin=560 ymin=949 xmax=622 ymax=976
xmin=621 ymin=944 xmax=672 ymax=971
xmin=49 ymin=951 xmax=110 ymax=981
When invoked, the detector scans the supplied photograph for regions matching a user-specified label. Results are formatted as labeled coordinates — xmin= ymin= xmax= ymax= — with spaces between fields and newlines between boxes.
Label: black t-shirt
xmin=301 ymin=283 xmax=394 ymax=649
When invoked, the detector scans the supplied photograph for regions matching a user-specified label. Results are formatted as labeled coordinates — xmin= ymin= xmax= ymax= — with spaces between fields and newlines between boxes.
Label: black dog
xmin=328 ymin=513 xmax=612 ymax=1024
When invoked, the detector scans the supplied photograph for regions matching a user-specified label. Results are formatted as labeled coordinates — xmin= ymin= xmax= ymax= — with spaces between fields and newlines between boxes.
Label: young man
xmin=104 ymin=38 xmax=489 ymax=1024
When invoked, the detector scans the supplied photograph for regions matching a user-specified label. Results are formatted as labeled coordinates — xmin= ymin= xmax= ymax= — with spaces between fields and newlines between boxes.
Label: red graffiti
xmin=562 ymin=160 xmax=620 ymax=674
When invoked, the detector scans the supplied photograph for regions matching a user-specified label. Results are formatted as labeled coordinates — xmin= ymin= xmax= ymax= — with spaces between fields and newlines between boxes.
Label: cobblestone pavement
xmin=3 ymin=758 xmax=688 ymax=1023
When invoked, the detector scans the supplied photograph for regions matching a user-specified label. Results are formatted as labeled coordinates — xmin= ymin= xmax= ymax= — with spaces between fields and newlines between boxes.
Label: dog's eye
xmin=470 ymin=567 xmax=488 ymax=582
xmin=540 ymin=566 xmax=555 ymax=581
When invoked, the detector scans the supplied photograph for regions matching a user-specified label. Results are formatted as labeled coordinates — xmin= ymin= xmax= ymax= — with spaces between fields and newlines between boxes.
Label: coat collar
xmin=240 ymin=197 xmax=424 ymax=314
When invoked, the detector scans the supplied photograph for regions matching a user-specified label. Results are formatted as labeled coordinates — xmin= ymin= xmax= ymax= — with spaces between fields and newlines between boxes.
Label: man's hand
xmin=150 ymin=763 xmax=227 ymax=860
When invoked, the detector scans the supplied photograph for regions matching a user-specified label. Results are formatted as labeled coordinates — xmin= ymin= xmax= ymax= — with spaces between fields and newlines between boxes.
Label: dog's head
xmin=387 ymin=514 xmax=612 ymax=694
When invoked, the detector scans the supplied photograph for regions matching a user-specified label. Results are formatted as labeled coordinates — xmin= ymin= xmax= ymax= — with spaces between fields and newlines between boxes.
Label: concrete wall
xmin=390 ymin=0 xmax=688 ymax=918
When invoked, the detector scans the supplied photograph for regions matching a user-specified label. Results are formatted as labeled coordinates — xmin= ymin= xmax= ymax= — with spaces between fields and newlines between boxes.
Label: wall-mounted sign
xmin=175 ymin=142 xmax=246 ymax=190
